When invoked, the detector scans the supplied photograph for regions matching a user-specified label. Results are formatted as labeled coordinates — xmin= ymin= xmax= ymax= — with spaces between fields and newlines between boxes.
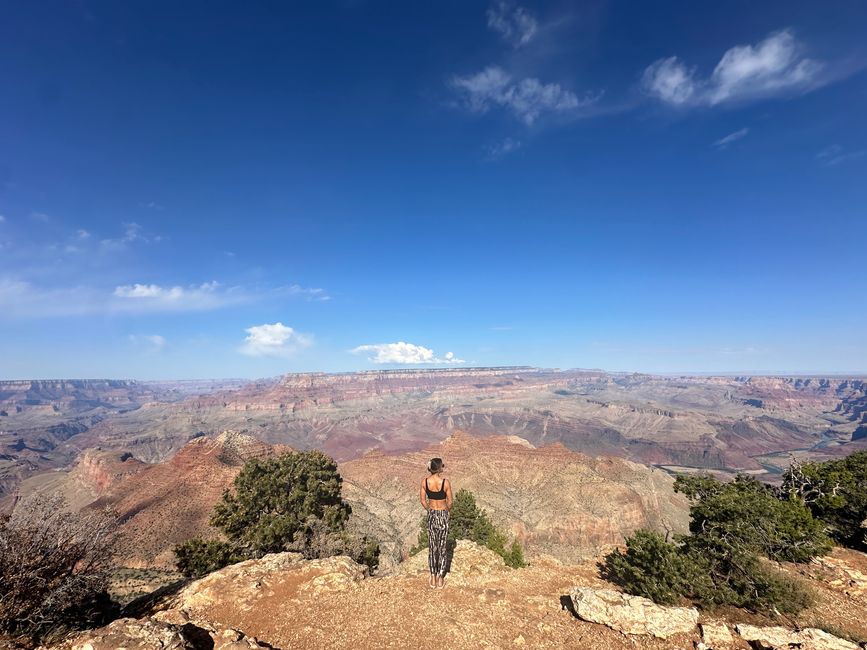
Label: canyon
xmin=3 ymin=368 xmax=865 ymax=514
xmin=4 ymin=369 xmax=867 ymax=648
xmin=26 ymin=430 xmax=689 ymax=573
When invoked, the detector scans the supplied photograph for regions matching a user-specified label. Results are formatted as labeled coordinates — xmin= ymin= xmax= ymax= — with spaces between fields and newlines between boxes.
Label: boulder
xmin=156 ymin=552 xmax=365 ymax=616
xmin=568 ymin=587 xmax=698 ymax=638
xmin=700 ymin=621 xmax=734 ymax=648
xmin=40 ymin=618 xmax=269 ymax=650
xmin=735 ymin=624 xmax=860 ymax=650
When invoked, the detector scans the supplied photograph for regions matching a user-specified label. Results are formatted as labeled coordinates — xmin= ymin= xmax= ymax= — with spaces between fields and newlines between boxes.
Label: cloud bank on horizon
xmin=352 ymin=342 xmax=465 ymax=365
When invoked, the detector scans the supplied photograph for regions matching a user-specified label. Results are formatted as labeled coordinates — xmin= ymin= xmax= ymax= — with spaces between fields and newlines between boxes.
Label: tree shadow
xmin=121 ymin=579 xmax=190 ymax=618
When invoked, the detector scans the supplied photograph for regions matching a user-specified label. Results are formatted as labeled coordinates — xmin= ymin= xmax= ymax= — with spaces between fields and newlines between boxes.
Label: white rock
xmin=735 ymin=623 xmax=859 ymax=650
xmin=569 ymin=587 xmax=698 ymax=638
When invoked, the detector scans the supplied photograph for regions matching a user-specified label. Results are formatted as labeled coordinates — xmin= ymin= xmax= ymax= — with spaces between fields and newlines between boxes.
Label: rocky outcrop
xmin=154 ymin=552 xmax=365 ymax=619
xmin=568 ymin=587 xmax=699 ymax=638
xmin=700 ymin=621 xmax=734 ymax=648
xmin=45 ymin=617 xmax=269 ymax=649
xmin=735 ymin=624 xmax=860 ymax=650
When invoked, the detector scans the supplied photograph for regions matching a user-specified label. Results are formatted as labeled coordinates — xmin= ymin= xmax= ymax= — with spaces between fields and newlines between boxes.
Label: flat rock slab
xmin=569 ymin=587 xmax=698 ymax=638
xmin=735 ymin=624 xmax=860 ymax=650
xmin=700 ymin=621 xmax=734 ymax=648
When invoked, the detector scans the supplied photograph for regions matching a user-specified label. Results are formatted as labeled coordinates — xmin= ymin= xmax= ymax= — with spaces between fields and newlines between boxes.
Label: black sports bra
xmin=425 ymin=477 xmax=448 ymax=500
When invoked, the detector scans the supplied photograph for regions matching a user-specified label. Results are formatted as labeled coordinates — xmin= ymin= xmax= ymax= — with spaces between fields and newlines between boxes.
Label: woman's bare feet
xmin=429 ymin=574 xmax=436 ymax=588
xmin=436 ymin=575 xmax=445 ymax=589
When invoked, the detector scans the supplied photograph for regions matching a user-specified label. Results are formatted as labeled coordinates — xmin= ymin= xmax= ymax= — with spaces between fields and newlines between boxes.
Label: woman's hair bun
xmin=428 ymin=457 xmax=444 ymax=473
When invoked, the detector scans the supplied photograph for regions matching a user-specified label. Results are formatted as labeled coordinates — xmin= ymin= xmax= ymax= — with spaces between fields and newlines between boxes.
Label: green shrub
xmin=678 ymin=474 xmax=832 ymax=563
xmin=781 ymin=451 xmax=867 ymax=550
xmin=210 ymin=450 xmax=351 ymax=555
xmin=174 ymin=538 xmax=241 ymax=578
xmin=600 ymin=530 xmax=704 ymax=605
xmin=681 ymin=535 xmax=813 ymax=614
xmin=602 ymin=472 xmax=826 ymax=614
xmin=174 ymin=450 xmax=378 ymax=577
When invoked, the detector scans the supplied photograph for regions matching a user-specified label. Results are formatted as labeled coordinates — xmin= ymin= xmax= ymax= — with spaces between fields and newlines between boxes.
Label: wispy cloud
xmin=643 ymin=30 xmax=825 ymax=108
xmin=452 ymin=66 xmax=600 ymax=125
xmin=486 ymin=1 xmax=537 ymax=48
xmin=129 ymin=334 xmax=167 ymax=353
xmin=0 ymin=215 xmax=6 ymax=223
xmin=0 ymin=277 xmax=331 ymax=319
xmin=239 ymin=322 xmax=312 ymax=359
xmin=712 ymin=127 xmax=750 ymax=149
xmin=351 ymin=342 xmax=465 ymax=365
xmin=112 ymin=281 xmax=230 ymax=309
xmin=99 ymin=222 xmax=156 ymax=250
xmin=485 ymin=137 xmax=522 ymax=160
xmin=817 ymin=144 xmax=866 ymax=167
xmin=287 ymin=284 xmax=331 ymax=302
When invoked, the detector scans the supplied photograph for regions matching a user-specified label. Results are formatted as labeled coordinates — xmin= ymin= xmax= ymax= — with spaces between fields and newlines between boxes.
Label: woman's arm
xmin=419 ymin=478 xmax=429 ymax=510
xmin=445 ymin=479 xmax=453 ymax=510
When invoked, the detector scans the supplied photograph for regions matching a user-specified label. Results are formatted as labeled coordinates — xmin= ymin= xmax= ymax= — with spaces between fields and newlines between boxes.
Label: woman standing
xmin=419 ymin=457 xmax=453 ymax=588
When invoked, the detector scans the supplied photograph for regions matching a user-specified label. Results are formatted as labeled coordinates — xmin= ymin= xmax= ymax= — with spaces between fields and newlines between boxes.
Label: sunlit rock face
xmin=340 ymin=430 xmax=691 ymax=569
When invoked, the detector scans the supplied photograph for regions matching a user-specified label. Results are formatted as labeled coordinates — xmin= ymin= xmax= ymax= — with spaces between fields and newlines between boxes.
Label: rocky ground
xmin=37 ymin=541 xmax=867 ymax=650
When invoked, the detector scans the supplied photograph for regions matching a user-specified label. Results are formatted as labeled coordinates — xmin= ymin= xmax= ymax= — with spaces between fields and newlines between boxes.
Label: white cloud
xmin=100 ymin=222 xmax=152 ymax=250
xmin=75 ymin=229 xmax=91 ymax=240
xmin=485 ymin=137 xmax=522 ymax=160
xmin=351 ymin=342 xmax=465 ymax=365
xmin=240 ymin=322 xmax=312 ymax=358
xmin=712 ymin=127 xmax=750 ymax=149
xmin=817 ymin=144 xmax=866 ymax=167
xmin=487 ymin=1 xmax=538 ymax=48
xmin=642 ymin=57 xmax=697 ymax=105
xmin=287 ymin=284 xmax=331 ymax=301
xmin=451 ymin=67 xmax=596 ymax=125
xmin=129 ymin=334 xmax=166 ymax=352
xmin=643 ymin=30 xmax=824 ymax=107
xmin=452 ymin=66 xmax=599 ymax=125
xmin=113 ymin=281 xmax=224 ymax=308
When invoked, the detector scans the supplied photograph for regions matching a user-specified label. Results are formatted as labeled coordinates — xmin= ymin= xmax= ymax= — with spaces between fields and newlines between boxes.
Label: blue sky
xmin=1 ymin=1 xmax=865 ymax=379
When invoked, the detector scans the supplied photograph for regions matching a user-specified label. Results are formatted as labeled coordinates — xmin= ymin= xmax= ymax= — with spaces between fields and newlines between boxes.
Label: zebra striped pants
xmin=427 ymin=509 xmax=450 ymax=577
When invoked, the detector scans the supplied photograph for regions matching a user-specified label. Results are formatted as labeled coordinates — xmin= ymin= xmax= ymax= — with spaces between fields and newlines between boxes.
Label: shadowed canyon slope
xmin=3 ymin=368 xmax=866 ymax=510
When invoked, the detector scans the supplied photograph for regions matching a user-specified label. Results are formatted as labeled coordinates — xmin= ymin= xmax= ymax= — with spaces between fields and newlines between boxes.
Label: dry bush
xmin=0 ymin=494 xmax=118 ymax=643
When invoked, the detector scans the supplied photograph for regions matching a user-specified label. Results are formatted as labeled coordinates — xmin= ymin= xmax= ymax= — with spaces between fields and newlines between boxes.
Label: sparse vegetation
xmin=601 ymin=473 xmax=830 ymax=614
xmin=412 ymin=489 xmax=526 ymax=568
xmin=780 ymin=451 xmax=867 ymax=551
xmin=174 ymin=539 xmax=242 ymax=579
xmin=174 ymin=450 xmax=379 ymax=578
xmin=600 ymin=529 xmax=703 ymax=605
xmin=0 ymin=494 xmax=118 ymax=643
